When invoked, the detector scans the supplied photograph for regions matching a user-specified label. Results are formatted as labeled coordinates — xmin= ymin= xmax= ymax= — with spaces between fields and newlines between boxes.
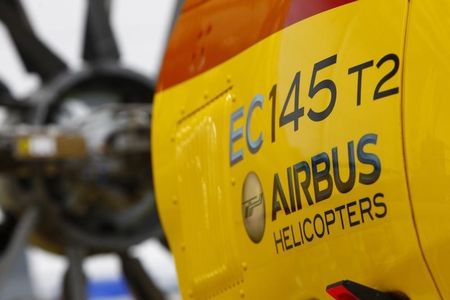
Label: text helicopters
xmin=153 ymin=0 xmax=450 ymax=299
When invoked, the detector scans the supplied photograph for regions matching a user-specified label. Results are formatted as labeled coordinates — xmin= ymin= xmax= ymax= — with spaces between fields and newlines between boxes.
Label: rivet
xmin=240 ymin=289 xmax=245 ymax=298
xmin=242 ymin=262 xmax=248 ymax=271
xmin=206 ymin=24 xmax=212 ymax=35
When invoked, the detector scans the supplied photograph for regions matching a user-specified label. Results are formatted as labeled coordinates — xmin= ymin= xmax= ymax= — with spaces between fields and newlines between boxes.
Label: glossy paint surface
xmin=157 ymin=0 xmax=355 ymax=91
xmin=153 ymin=0 xmax=444 ymax=298
xmin=403 ymin=0 xmax=450 ymax=298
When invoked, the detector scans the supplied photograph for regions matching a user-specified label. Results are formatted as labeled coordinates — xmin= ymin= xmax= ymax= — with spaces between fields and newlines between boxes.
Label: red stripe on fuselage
xmin=157 ymin=0 xmax=356 ymax=92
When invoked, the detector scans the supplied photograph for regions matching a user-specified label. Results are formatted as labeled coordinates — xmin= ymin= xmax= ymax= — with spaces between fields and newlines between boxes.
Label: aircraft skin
xmin=152 ymin=0 xmax=450 ymax=298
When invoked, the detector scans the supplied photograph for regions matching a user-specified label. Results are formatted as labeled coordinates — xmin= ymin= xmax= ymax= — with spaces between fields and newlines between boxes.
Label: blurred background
xmin=0 ymin=0 xmax=176 ymax=96
xmin=0 ymin=0 xmax=180 ymax=299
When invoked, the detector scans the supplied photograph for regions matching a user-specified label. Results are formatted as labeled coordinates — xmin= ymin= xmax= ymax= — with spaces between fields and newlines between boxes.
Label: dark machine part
xmin=120 ymin=252 xmax=165 ymax=300
xmin=0 ymin=0 xmax=169 ymax=299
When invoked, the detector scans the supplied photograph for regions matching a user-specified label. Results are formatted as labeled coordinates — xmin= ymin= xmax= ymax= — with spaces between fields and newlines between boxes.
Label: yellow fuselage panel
xmin=153 ymin=0 xmax=445 ymax=298
xmin=404 ymin=0 xmax=450 ymax=298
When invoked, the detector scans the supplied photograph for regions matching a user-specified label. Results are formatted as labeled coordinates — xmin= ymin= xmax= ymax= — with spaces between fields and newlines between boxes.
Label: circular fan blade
xmin=0 ymin=0 xmax=68 ymax=81
xmin=83 ymin=0 xmax=120 ymax=64
xmin=63 ymin=246 xmax=87 ymax=300
xmin=0 ymin=207 xmax=38 ymax=286
xmin=120 ymin=251 xmax=165 ymax=300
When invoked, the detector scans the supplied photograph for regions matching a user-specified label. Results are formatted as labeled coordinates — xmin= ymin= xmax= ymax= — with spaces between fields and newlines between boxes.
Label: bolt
xmin=242 ymin=262 xmax=248 ymax=271
xmin=240 ymin=290 xmax=245 ymax=298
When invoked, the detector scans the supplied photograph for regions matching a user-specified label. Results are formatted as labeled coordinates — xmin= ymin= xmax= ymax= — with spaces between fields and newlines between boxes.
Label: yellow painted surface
xmin=153 ymin=0 xmax=442 ymax=298
xmin=403 ymin=0 xmax=450 ymax=298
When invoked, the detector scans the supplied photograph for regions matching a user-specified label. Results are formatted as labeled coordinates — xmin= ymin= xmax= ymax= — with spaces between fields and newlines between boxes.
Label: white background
xmin=0 ymin=0 xmax=177 ymax=96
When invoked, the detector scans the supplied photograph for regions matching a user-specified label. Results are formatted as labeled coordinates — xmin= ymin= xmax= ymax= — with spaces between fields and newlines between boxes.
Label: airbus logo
xmin=242 ymin=172 xmax=265 ymax=243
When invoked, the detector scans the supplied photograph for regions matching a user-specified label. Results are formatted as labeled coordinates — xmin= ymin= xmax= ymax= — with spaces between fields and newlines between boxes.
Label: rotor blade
xmin=119 ymin=251 xmax=165 ymax=300
xmin=83 ymin=0 xmax=120 ymax=63
xmin=0 ymin=80 xmax=11 ymax=101
xmin=0 ymin=78 xmax=32 ymax=114
xmin=0 ymin=0 xmax=68 ymax=81
xmin=0 ymin=212 xmax=17 ymax=255
xmin=0 ymin=207 xmax=39 ymax=286
xmin=63 ymin=246 xmax=87 ymax=300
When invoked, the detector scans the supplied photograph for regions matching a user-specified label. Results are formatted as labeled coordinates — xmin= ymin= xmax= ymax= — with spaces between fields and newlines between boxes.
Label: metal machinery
xmin=0 ymin=0 xmax=167 ymax=299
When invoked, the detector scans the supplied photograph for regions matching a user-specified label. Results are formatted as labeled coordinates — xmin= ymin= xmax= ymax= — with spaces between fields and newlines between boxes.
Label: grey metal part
xmin=120 ymin=251 xmax=166 ymax=300
xmin=63 ymin=246 xmax=87 ymax=300
xmin=0 ymin=207 xmax=38 ymax=286
xmin=0 ymin=249 xmax=34 ymax=300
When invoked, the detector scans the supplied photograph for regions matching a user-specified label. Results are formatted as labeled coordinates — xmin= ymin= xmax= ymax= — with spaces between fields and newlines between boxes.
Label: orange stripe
xmin=157 ymin=0 xmax=356 ymax=91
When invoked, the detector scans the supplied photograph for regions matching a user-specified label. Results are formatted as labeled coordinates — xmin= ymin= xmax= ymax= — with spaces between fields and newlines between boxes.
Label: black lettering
xmin=358 ymin=133 xmax=381 ymax=184
xmin=348 ymin=60 xmax=374 ymax=106
xmin=272 ymin=173 xmax=291 ymax=221
xmin=293 ymin=161 xmax=314 ymax=209
xmin=282 ymin=226 xmax=293 ymax=250
xmin=287 ymin=167 xmax=296 ymax=213
xmin=335 ymin=204 xmax=346 ymax=230
xmin=291 ymin=224 xmax=302 ymax=247
xmin=358 ymin=197 xmax=374 ymax=223
xmin=324 ymin=209 xmax=336 ymax=235
xmin=308 ymin=55 xmax=338 ymax=121
xmin=332 ymin=141 xmax=356 ymax=193
xmin=269 ymin=84 xmax=277 ymax=143
xmin=373 ymin=53 xmax=400 ymax=100
xmin=346 ymin=200 xmax=360 ymax=227
xmin=373 ymin=192 xmax=387 ymax=218
xmin=303 ymin=218 xmax=314 ymax=242
xmin=312 ymin=152 xmax=333 ymax=202
xmin=298 ymin=221 xmax=304 ymax=244
xmin=273 ymin=230 xmax=285 ymax=254
xmin=313 ymin=213 xmax=325 ymax=238
xmin=279 ymin=72 xmax=304 ymax=131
